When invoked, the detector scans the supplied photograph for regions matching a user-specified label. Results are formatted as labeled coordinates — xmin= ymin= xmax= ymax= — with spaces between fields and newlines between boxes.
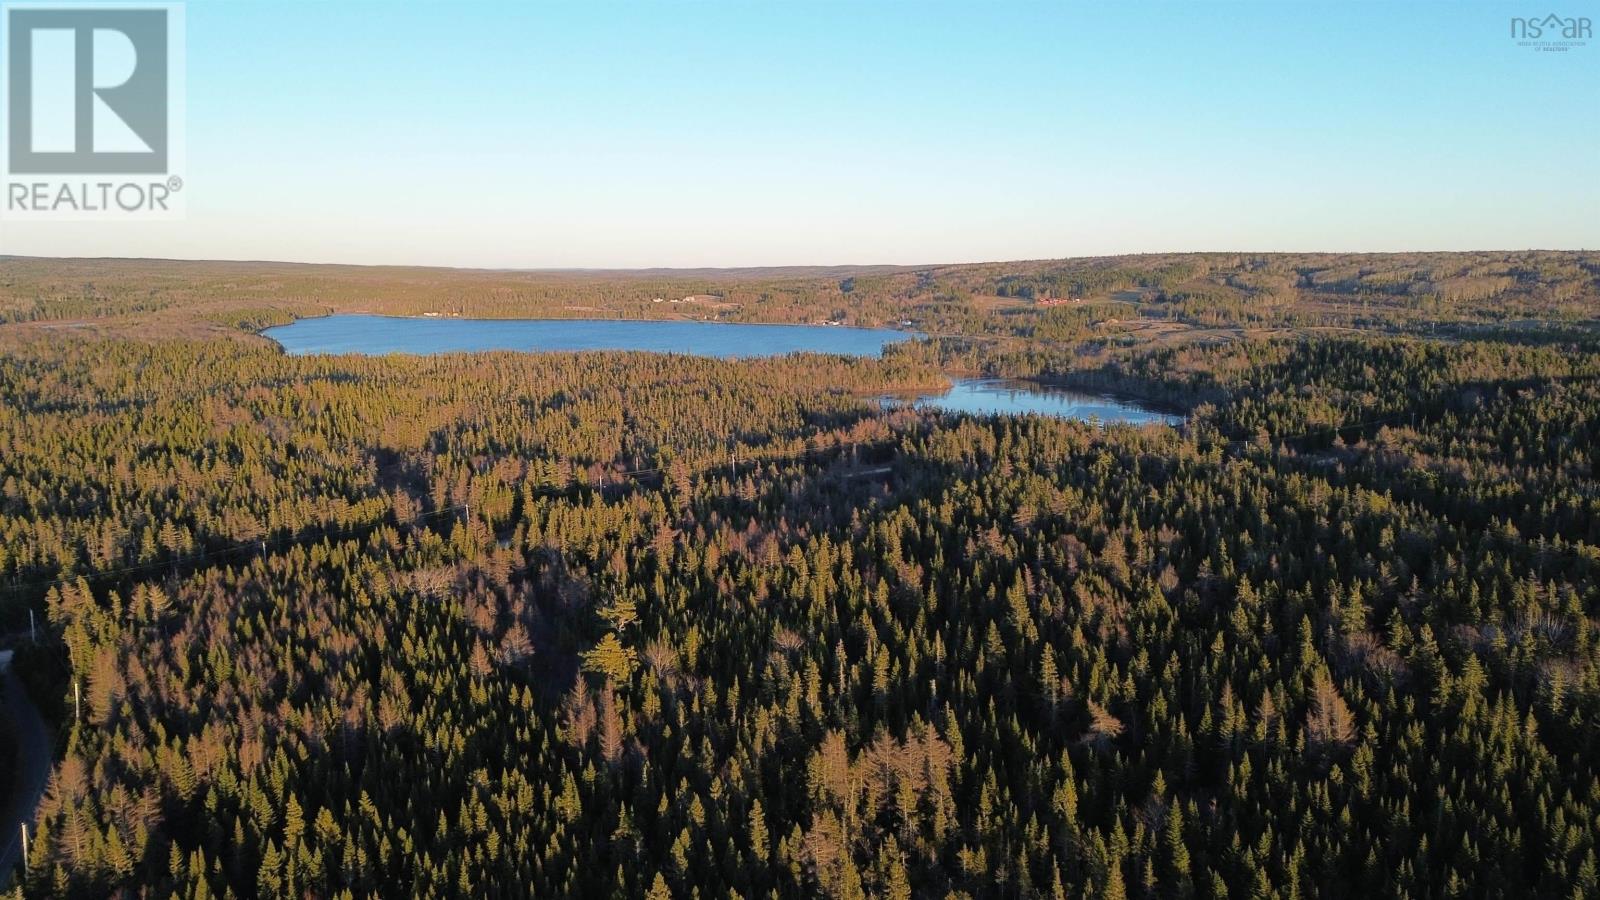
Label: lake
xmin=264 ymin=314 xmax=916 ymax=358
xmin=263 ymin=316 xmax=1179 ymax=425
xmin=899 ymin=379 xmax=1182 ymax=425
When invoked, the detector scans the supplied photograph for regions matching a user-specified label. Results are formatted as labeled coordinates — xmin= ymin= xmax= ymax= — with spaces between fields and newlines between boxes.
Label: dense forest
xmin=1 ymin=254 xmax=1598 ymax=898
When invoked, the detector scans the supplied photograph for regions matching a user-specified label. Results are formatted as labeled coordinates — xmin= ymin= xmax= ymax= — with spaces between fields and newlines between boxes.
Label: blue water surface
xmin=899 ymin=379 xmax=1182 ymax=425
xmin=264 ymin=314 xmax=915 ymax=359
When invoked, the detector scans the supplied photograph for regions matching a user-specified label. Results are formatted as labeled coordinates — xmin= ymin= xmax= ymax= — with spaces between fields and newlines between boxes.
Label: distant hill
xmin=1 ymin=250 xmax=1596 ymax=342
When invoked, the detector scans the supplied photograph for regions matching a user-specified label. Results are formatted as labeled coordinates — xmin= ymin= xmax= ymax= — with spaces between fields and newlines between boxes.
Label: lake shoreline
xmin=885 ymin=377 xmax=1182 ymax=425
xmin=278 ymin=308 xmax=927 ymax=335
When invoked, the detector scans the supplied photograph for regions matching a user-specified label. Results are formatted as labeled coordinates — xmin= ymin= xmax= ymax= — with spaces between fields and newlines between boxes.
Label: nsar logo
xmin=1510 ymin=12 xmax=1592 ymax=51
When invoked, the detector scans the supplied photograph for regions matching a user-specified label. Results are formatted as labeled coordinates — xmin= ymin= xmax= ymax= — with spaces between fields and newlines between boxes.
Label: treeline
xmin=0 ymin=328 xmax=1596 ymax=898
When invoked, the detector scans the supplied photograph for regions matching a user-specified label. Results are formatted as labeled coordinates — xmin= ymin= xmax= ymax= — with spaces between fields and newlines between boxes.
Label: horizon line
xmin=1 ymin=246 xmax=1594 ymax=276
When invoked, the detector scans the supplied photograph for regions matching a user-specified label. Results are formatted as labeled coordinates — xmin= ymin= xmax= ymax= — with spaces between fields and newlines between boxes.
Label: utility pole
xmin=20 ymin=823 xmax=28 ymax=875
xmin=28 ymin=608 xmax=35 ymax=642
xmin=74 ymin=680 xmax=80 ymax=722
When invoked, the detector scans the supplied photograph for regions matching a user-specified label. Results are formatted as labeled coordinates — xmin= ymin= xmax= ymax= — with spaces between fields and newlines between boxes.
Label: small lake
xmin=899 ymin=379 xmax=1182 ymax=425
xmin=264 ymin=314 xmax=916 ymax=358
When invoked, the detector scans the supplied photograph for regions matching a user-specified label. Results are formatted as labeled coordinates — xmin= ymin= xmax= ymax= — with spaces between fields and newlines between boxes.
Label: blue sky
xmin=4 ymin=0 xmax=1597 ymax=267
